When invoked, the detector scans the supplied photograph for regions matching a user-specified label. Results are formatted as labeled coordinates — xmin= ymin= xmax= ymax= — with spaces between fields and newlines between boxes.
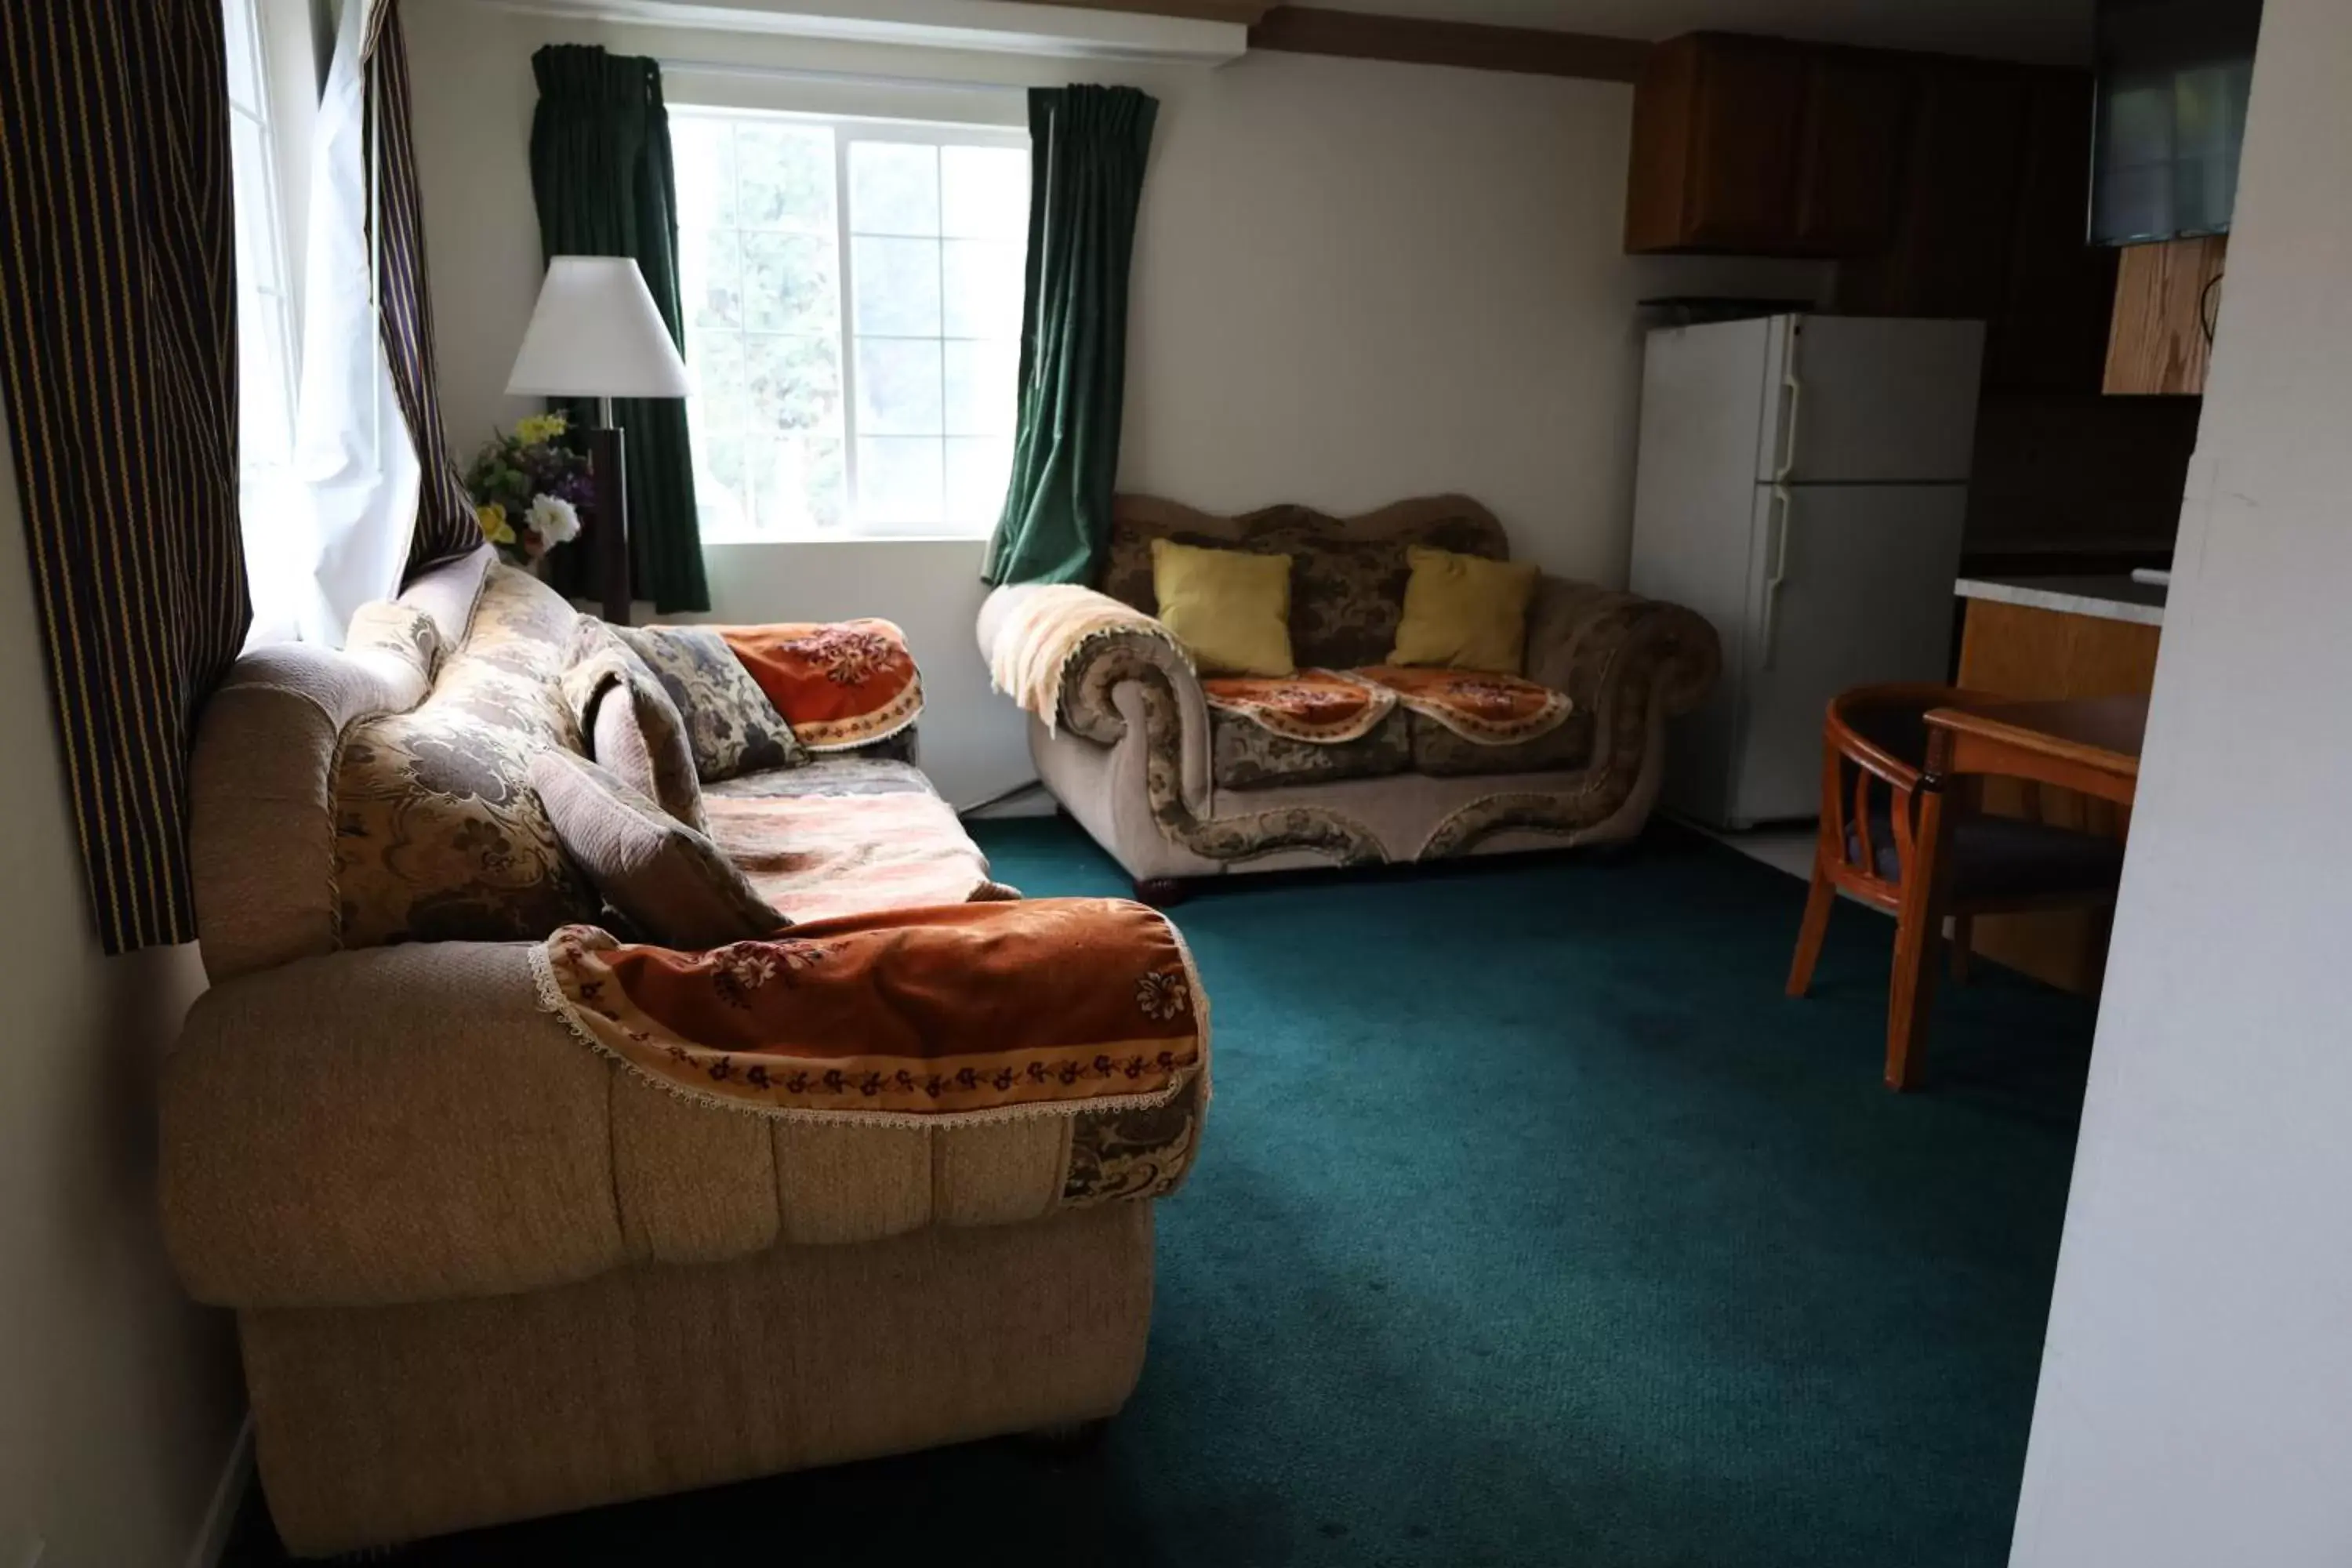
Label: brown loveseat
xmin=159 ymin=547 xmax=1203 ymax=1555
xmin=978 ymin=495 xmax=1721 ymax=898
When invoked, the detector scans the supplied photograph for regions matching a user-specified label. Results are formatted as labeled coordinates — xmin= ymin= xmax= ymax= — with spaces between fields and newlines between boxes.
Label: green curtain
xmin=982 ymin=85 xmax=1160 ymax=587
xmin=528 ymin=45 xmax=710 ymax=613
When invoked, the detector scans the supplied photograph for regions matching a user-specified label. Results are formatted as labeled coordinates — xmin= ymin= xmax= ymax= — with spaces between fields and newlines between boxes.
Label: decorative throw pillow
xmin=530 ymin=750 xmax=788 ymax=948
xmin=1150 ymin=538 xmax=1295 ymax=677
xmin=614 ymin=625 xmax=809 ymax=781
xmin=1387 ymin=546 xmax=1540 ymax=674
xmin=562 ymin=622 xmax=707 ymax=833
xmin=718 ymin=619 xmax=924 ymax=753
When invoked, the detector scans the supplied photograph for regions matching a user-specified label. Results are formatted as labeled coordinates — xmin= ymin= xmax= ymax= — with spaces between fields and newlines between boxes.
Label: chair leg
xmin=1786 ymin=862 xmax=1837 ymax=998
xmin=1949 ymin=915 xmax=1974 ymax=985
xmin=1886 ymin=788 xmax=1955 ymax=1093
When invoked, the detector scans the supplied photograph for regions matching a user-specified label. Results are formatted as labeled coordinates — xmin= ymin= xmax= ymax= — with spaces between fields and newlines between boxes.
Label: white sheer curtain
xmin=278 ymin=0 xmax=419 ymax=646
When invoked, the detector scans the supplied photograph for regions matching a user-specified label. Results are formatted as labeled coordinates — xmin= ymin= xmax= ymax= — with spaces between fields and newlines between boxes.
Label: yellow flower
xmin=477 ymin=503 xmax=515 ymax=545
xmin=514 ymin=412 xmax=568 ymax=445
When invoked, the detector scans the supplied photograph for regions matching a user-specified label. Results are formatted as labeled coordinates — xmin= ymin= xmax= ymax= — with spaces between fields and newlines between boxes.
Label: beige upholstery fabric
xmin=242 ymin=1203 xmax=1154 ymax=1556
xmin=162 ymin=941 xmax=1120 ymax=1308
xmin=530 ymin=750 xmax=786 ymax=947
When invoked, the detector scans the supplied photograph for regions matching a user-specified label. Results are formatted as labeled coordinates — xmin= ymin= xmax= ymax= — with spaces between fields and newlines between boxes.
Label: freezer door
xmin=1758 ymin=317 xmax=1987 ymax=485
xmin=1727 ymin=483 xmax=1968 ymax=827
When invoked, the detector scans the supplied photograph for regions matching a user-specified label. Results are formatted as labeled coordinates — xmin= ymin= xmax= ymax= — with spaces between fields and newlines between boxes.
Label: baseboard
xmin=185 ymin=1412 xmax=254 ymax=1568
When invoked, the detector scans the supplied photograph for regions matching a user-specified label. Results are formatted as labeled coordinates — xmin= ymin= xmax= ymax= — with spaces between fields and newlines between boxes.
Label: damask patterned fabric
xmin=533 ymin=898 xmax=1207 ymax=1126
xmin=719 ymin=619 xmax=923 ymax=752
xmin=1356 ymin=666 xmax=1572 ymax=746
xmin=1408 ymin=709 xmax=1596 ymax=778
xmin=1102 ymin=503 xmax=1508 ymax=670
xmin=615 ymin=625 xmax=807 ymax=780
xmin=345 ymin=602 xmax=443 ymax=683
xmin=561 ymin=622 xmax=706 ymax=833
xmin=333 ymin=567 xmax=602 ymax=946
xmin=1210 ymin=706 xmax=1413 ymax=791
xmin=1200 ymin=670 xmax=1394 ymax=743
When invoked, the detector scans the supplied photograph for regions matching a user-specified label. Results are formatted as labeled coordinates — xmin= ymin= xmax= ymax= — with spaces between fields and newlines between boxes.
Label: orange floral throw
xmin=1202 ymin=669 xmax=1396 ymax=743
xmin=533 ymin=899 xmax=1208 ymax=1126
xmin=717 ymin=620 xmax=922 ymax=752
xmin=704 ymin=792 xmax=1014 ymax=924
xmin=1356 ymin=666 xmax=1571 ymax=746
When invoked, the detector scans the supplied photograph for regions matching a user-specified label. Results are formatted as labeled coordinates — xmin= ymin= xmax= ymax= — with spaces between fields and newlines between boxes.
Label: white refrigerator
xmin=1628 ymin=314 xmax=1985 ymax=829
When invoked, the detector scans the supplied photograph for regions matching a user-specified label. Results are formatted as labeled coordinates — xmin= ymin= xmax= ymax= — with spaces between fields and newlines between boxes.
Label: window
xmin=222 ymin=0 xmax=299 ymax=513
xmin=671 ymin=110 xmax=1030 ymax=540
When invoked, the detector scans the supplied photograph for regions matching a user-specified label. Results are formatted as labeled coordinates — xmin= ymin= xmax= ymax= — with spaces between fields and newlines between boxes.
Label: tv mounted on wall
xmin=2091 ymin=0 xmax=2265 ymax=245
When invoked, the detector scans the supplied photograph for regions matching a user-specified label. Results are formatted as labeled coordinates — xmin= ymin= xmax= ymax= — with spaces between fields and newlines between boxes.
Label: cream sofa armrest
xmin=1525 ymin=575 xmax=1722 ymax=720
xmin=977 ymin=583 xmax=1209 ymax=748
xmin=160 ymin=941 xmax=625 ymax=1311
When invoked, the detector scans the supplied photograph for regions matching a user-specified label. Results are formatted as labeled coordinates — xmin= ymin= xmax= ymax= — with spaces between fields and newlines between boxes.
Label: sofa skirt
xmin=241 ymin=1203 xmax=1154 ymax=1556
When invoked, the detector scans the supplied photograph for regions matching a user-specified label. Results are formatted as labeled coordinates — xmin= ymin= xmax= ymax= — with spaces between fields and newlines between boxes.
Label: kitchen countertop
xmin=1954 ymin=573 xmax=2165 ymax=628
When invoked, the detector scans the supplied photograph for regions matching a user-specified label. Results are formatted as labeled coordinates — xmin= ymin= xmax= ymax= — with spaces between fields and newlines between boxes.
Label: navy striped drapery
xmin=0 ymin=0 xmax=251 ymax=953
xmin=361 ymin=0 xmax=485 ymax=575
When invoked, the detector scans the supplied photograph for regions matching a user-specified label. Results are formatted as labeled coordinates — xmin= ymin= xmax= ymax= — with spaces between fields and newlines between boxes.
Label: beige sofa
xmin=160 ymin=548 xmax=1200 ymax=1555
xmin=978 ymin=495 xmax=1721 ymax=899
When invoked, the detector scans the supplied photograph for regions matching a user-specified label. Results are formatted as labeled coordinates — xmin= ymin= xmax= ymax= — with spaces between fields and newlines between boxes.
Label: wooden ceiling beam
xmin=1248 ymin=6 xmax=1652 ymax=82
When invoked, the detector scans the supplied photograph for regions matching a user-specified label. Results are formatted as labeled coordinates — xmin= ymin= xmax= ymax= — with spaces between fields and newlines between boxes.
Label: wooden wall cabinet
xmin=1834 ymin=64 xmax=2117 ymax=395
xmin=2103 ymin=236 xmax=2227 ymax=394
xmin=1624 ymin=34 xmax=1905 ymax=257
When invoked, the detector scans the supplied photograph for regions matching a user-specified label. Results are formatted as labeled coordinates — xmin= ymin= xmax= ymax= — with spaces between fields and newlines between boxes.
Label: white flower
xmin=528 ymin=493 xmax=581 ymax=544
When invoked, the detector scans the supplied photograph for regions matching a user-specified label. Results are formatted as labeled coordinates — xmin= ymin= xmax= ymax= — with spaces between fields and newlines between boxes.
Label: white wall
xmin=2009 ymin=2 xmax=2352 ymax=1563
xmin=403 ymin=0 xmax=1824 ymax=806
xmin=0 ymin=402 xmax=245 ymax=1565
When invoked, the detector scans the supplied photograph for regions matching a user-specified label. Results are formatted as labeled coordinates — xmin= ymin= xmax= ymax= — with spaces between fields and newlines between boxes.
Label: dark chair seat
xmin=1848 ymin=811 xmax=2125 ymax=903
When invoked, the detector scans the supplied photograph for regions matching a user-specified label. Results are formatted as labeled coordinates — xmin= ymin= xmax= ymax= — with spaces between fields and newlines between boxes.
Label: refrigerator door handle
xmin=1773 ymin=368 xmax=1804 ymax=482
xmin=1761 ymin=484 xmax=1793 ymax=670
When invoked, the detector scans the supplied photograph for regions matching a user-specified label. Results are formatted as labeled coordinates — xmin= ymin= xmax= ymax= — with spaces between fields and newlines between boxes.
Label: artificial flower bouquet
xmin=464 ymin=412 xmax=591 ymax=567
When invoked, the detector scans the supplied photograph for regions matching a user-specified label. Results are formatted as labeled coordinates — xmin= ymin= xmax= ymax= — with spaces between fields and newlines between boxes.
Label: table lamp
xmin=505 ymin=256 xmax=691 ymax=624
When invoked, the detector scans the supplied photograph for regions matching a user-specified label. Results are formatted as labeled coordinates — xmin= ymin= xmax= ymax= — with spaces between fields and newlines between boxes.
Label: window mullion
xmin=834 ymin=128 xmax=858 ymax=535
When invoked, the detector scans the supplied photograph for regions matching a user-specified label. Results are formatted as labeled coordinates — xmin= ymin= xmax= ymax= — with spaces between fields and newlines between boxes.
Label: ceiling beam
xmin=1249 ymin=5 xmax=1651 ymax=82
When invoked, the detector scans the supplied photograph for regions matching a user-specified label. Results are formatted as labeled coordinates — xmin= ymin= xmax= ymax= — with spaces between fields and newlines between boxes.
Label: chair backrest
xmin=1817 ymin=683 xmax=1988 ymax=906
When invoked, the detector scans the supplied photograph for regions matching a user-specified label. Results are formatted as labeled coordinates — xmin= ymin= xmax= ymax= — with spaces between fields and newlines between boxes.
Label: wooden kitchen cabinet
xmin=1624 ymin=34 xmax=1905 ymax=256
xmin=2104 ymin=236 xmax=2227 ymax=394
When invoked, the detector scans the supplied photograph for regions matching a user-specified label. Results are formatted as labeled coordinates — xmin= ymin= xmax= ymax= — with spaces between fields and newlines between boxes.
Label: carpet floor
xmin=223 ymin=818 xmax=2092 ymax=1567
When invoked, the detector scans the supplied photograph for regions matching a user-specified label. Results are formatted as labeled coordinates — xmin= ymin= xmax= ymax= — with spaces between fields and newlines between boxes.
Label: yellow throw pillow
xmin=1151 ymin=539 xmax=1296 ymax=677
xmin=1387 ymin=546 xmax=1540 ymax=674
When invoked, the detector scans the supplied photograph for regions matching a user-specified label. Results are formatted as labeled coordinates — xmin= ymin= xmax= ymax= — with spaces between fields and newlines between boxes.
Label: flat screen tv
xmin=2092 ymin=0 xmax=2265 ymax=245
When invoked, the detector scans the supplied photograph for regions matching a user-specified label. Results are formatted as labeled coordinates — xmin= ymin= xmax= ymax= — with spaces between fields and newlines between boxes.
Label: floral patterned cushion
xmin=334 ymin=566 xmax=602 ymax=947
xmin=615 ymin=625 xmax=808 ymax=782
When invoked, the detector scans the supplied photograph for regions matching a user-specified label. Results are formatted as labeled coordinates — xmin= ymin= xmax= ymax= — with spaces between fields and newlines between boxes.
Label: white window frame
xmin=672 ymin=104 xmax=1030 ymax=543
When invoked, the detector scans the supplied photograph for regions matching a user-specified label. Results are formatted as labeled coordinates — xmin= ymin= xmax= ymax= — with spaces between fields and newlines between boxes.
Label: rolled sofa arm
xmin=162 ymin=930 xmax=1203 ymax=1313
xmin=977 ymin=582 xmax=1210 ymax=747
xmin=1525 ymin=576 xmax=1722 ymax=722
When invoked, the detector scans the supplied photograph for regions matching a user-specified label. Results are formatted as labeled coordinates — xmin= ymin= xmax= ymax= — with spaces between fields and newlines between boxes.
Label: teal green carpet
xmin=227 ymin=820 xmax=2090 ymax=1566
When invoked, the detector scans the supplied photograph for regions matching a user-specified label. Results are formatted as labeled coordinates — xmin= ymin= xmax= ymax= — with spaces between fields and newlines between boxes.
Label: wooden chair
xmin=1784 ymin=684 xmax=2126 ymax=1087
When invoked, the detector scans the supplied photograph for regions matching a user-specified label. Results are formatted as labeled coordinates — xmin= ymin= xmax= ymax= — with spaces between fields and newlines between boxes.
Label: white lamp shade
xmin=505 ymin=256 xmax=692 ymax=399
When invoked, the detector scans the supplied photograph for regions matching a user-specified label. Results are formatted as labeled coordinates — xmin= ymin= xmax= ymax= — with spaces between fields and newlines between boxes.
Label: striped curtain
xmin=361 ymin=0 xmax=485 ymax=574
xmin=0 ymin=0 xmax=251 ymax=953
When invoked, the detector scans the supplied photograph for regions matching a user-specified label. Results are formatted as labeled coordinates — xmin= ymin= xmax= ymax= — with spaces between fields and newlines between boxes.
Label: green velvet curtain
xmin=528 ymin=45 xmax=710 ymax=613
xmin=982 ymin=85 xmax=1160 ymax=587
